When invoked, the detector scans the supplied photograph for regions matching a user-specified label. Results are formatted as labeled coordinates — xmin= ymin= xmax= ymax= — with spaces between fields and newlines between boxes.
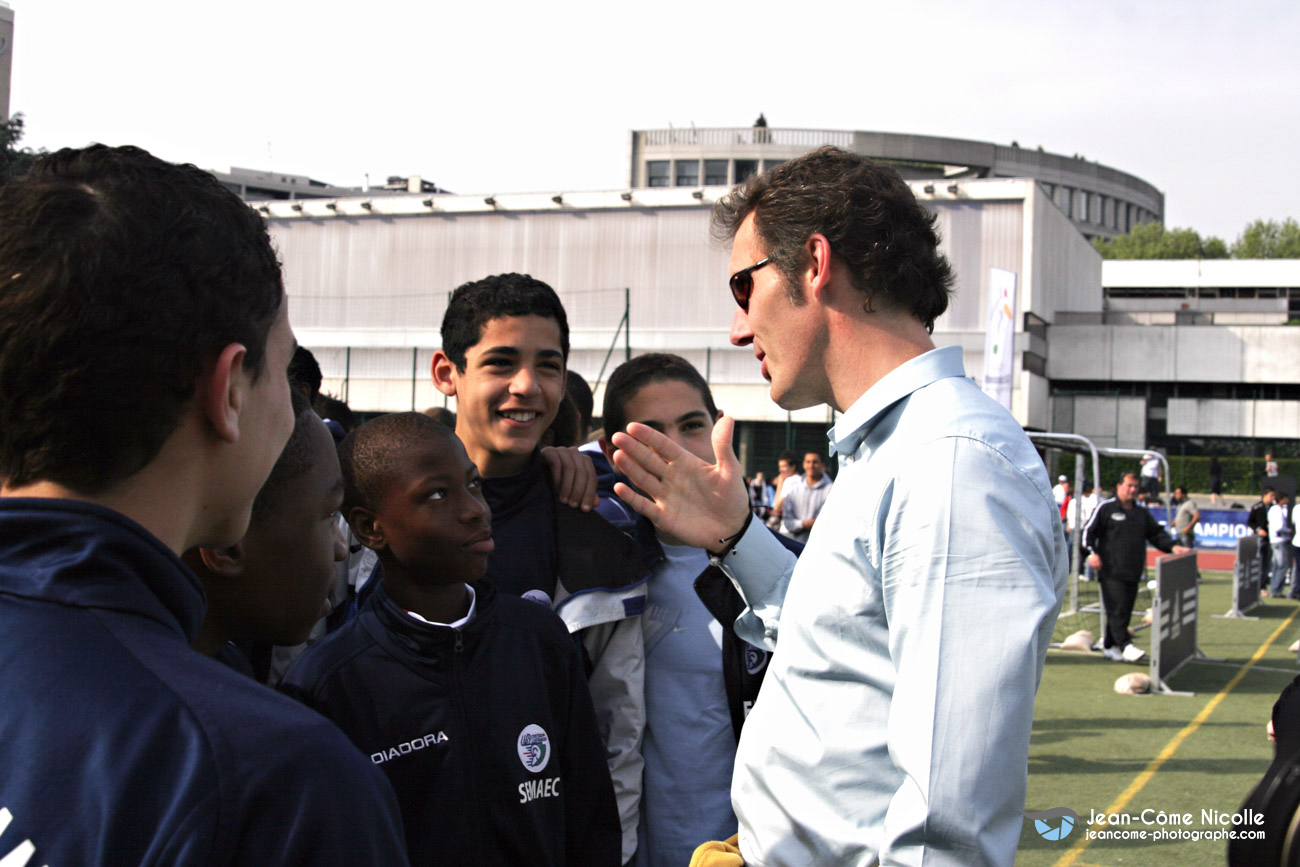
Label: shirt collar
xmin=828 ymin=345 xmax=967 ymax=458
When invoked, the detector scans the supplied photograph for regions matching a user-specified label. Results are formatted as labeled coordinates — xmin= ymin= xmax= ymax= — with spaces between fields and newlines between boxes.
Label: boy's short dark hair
xmin=0 ymin=144 xmax=284 ymax=493
xmin=439 ymin=273 xmax=569 ymax=370
xmin=290 ymin=345 xmax=324 ymax=400
xmin=339 ymin=412 xmax=455 ymax=514
xmin=711 ymin=146 xmax=953 ymax=331
xmin=251 ymin=388 xmax=318 ymax=521
xmin=778 ymin=451 xmax=796 ymax=465
xmin=602 ymin=353 xmax=718 ymax=439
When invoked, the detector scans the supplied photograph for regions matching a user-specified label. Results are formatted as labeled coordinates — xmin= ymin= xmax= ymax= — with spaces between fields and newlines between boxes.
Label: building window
xmin=704 ymin=160 xmax=728 ymax=185
xmin=735 ymin=160 xmax=759 ymax=183
xmin=675 ymin=160 xmax=700 ymax=187
xmin=762 ymin=159 xmax=786 ymax=172
xmin=1078 ymin=191 xmax=1089 ymax=222
xmin=647 ymin=161 xmax=669 ymax=187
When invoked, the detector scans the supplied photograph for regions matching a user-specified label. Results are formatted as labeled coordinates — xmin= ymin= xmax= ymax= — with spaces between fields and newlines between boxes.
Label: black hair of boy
xmin=339 ymin=411 xmax=458 ymax=515
xmin=252 ymin=388 xmax=318 ymax=521
xmin=289 ymin=345 xmax=324 ymax=401
xmin=439 ymin=272 xmax=570 ymax=370
xmin=0 ymin=144 xmax=284 ymax=494
xmin=602 ymin=353 xmax=719 ymax=439
xmin=565 ymin=370 xmax=594 ymax=438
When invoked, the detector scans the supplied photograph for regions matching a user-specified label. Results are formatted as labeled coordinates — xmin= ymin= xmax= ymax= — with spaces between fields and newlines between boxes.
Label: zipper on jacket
xmin=454 ymin=627 xmax=463 ymax=653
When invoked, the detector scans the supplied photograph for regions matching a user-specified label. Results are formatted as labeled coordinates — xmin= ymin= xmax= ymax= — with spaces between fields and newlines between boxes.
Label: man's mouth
xmin=499 ymin=410 xmax=541 ymax=423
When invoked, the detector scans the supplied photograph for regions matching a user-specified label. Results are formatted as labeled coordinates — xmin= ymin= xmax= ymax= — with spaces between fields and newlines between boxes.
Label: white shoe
xmin=1121 ymin=644 xmax=1147 ymax=663
xmin=1289 ymin=639 xmax=1299 ymax=653
xmin=1102 ymin=647 xmax=1123 ymax=662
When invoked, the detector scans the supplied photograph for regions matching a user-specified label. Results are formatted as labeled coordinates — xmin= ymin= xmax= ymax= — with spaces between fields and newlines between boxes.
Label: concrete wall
xmin=1169 ymin=398 xmax=1300 ymax=439
xmin=1047 ymin=324 xmax=1300 ymax=383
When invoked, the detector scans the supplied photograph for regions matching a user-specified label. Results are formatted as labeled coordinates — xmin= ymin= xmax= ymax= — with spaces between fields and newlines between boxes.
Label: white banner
xmin=981 ymin=267 xmax=1018 ymax=410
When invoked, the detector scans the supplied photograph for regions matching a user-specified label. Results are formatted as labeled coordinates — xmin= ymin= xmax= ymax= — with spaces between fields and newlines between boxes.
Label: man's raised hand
xmin=610 ymin=415 xmax=751 ymax=553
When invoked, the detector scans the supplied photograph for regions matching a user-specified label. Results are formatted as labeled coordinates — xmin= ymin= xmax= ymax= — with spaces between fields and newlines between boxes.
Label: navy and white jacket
xmin=0 ymin=498 xmax=409 ymax=867
xmin=280 ymin=579 xmax=621 ymax=866
xmin=482 ymin=451 xmax=647 ymax=862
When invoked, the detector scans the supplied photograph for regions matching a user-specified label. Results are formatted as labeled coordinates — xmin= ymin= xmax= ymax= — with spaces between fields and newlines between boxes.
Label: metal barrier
xmin=1149 ymin=551 xmax=1217 ymax=695
xmin=1219 ymin=535 xmax=1262 ymax=620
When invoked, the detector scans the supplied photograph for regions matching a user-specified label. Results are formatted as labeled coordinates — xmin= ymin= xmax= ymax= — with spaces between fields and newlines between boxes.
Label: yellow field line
xmin=1051 ymin=607 xmax=1300 ymax=867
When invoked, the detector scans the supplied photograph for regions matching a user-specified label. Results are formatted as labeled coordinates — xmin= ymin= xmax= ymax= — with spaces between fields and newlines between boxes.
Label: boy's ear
xmin=199 ymin=343 xmax=250 ymax=444
xmin=347 ymin=506 xmax=386 ymax=552
xmin=431 ymin=351 xmax=459 ymax=398
xmin=198 ymin=542 xmax=245 ymax=577
xmin=599 ymin=435 xmax=614 ymax=464
xmin=715 ymin=408 xmax=725 ymax=423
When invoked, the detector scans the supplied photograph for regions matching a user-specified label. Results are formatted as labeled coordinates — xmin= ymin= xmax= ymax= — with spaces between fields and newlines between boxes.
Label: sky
xmin=11 ymin=0 xmax=1299 ymax=243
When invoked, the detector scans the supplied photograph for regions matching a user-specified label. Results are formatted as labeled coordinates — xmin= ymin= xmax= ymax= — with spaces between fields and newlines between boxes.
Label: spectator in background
xmin=749 ymin=471 xmax=775 ymax=519
xmin=1266 ymin=453 xmax=1280 ymax=478
xmin=768 ymin=451 xmax=798 ymax=529
xmin=1068 ymin=481 xmax=1100 ymax=579
xmin=289 ymin=345 xmax=324 ymax=403
xmin=1139 ymin=453 xmax=1162 ymax=504
xmin=1172 ymin=486 xmax=1199 ymax=549
xmin=779 ymin=452 xmax=834 ymax=543
xmin=1268 ymin=491 xmax=1294 ymax=598
xmin=1250 ymin=487 xmax=1276 ymax=592
xmin=1291 ymin=495 xmax=1300 ymax=601
xmin=1052 ymin=474 xmax=1069 ymax=508
xmin=1209 ymin=455 xmax=1223 ymax=505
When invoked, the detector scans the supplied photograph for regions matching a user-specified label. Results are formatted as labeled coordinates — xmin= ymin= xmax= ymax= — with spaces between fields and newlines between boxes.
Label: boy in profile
xmin=0 ymin=145 xmax=406 ymax=864
xmin=430 ymin=273 xmax=647 ymax=860
xmin=281 ymin=413 xmax=620 ymax=865
xmin=188 ymin=388 xmax=347 ymax=670
xmin=595 ymin=353 xmax=801 ymax=867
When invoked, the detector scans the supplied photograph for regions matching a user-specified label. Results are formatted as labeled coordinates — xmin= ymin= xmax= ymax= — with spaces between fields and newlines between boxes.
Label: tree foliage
xmin=1092 ymin=222 xmax=1229 ymax=260
xmin=1231 ymin=218 xmax=1300 ymax=259
xmin=0 ymin=113 xmax=44 ymax=182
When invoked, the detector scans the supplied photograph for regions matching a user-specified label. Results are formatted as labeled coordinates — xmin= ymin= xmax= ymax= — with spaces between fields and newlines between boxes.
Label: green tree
xmin=0 ymin=113 xmax=44 ymax=182
xmin=1231 ymin=218 xmax=1300 ymax=259
xmin=1092 ymin=222 xmax=1229 ymax=259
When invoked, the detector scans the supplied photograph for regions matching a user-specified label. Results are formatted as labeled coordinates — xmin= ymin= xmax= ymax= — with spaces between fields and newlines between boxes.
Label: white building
xmin=253 ymin=127 xmax=1300 ymax=465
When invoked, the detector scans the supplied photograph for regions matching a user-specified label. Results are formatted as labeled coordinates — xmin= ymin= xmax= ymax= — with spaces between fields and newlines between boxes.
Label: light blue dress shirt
xmin=717 ymin=346 xmax=1066 ymax=867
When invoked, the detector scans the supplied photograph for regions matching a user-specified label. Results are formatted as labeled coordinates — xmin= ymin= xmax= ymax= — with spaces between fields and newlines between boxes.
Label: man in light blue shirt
xmin=609 ymin=147 xmax=1066 ymax=866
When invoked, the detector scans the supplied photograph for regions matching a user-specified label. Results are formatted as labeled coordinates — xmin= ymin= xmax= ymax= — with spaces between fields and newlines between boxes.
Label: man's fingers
xmin=711 ymin=415 xmax=741 ymax=477
xmin=613 ymin=481 xmax=659 ymax=520
xmin=609 ymin=441 xmax=665 ymax=498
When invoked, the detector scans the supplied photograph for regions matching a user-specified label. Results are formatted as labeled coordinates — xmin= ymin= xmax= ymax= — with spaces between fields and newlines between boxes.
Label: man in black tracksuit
xmin=1249 ymin=487 xmax=1277 ymax=589
xmin=1084 ymin=472 xmax=1188 ymax=662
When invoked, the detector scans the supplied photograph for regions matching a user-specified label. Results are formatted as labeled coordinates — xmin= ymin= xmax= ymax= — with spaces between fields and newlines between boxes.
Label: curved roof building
xmin=628 ymin=126 xmax=1163 ymax=241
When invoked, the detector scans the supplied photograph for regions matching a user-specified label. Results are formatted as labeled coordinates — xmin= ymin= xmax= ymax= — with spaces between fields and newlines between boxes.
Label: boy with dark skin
xmin=281 ymin=414 xmax=620 ymax=866
xmin=431 ymin=273 xmax=647 ymax=860
xmin=188 ymin=389 xmax=348 ymax=665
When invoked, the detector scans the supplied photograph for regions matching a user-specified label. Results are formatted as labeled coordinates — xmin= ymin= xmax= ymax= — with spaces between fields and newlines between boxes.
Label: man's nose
xmin=729 ymin=307 xmax=753 ymax=347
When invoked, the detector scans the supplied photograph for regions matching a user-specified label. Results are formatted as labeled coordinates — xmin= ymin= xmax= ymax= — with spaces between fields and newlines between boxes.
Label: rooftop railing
xmin=640 ymin=128 xmax=854 ymax=148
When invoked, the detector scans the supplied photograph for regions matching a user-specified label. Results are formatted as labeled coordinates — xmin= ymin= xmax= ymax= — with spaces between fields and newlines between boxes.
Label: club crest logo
xmin=744 ymin=644 xmax=768 ymax=675
xmin=517 ymin=724 xmax=551 ymax=773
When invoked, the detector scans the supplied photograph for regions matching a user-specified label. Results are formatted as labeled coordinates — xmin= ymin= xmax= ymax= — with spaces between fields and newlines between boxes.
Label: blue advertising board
xmin=1147 ymin=507 xmax=1251 ymax=550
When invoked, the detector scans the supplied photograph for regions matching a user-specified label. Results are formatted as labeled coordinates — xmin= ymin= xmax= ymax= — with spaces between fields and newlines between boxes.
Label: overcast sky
xmin=13 ymin=0 xmax=1298 ymax=242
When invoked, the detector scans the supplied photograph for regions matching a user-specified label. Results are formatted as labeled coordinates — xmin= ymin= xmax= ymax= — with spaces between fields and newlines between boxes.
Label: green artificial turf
xmin=1017 ymin=569 xmax=1298 ymax=866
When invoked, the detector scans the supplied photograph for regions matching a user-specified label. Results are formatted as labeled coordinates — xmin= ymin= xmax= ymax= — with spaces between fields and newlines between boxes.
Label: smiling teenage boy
xmin=280 ymin=413 xmax=620 ymax=865
xmin=0 ymin=145 xmax=406 ymax=865
xmin=431 ymin=273 xmax=647 ymax=861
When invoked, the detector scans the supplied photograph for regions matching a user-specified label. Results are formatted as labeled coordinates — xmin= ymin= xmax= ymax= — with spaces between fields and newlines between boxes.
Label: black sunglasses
xmin=729 ymin=257 xmax=770 ymax=312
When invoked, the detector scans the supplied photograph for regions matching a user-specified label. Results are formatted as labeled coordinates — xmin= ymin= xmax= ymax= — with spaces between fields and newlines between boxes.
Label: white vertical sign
xmin=982 ymin=267 xmax=1018 ymax=410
